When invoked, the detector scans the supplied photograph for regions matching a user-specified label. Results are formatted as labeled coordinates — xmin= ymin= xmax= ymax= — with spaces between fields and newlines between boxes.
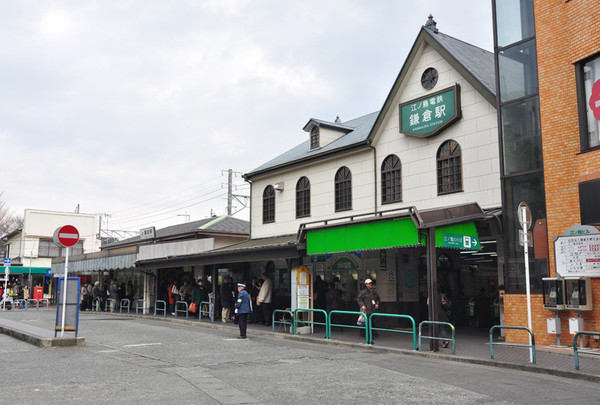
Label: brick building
xmin=493 ymin=0 xmax=600 ymax=345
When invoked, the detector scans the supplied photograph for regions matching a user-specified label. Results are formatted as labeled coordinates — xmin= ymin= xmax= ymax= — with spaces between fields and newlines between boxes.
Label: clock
xmin=421 ymin=67 xmax=438 ymax=90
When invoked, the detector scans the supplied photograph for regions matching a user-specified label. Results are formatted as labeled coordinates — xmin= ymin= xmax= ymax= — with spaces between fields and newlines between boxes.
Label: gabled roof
xmin=245 ymin=111 xmax=378 ymax=179
xmin=244 ymin=19 xmax=495 ymax=180
xmin=101 ymin=215 xmax=249 ymax=249
xmin=302 ymin=118 xmax=354 ymax=133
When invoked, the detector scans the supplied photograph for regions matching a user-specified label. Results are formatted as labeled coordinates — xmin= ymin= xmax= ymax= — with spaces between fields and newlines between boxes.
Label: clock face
xmin=421 ymin=67 xmax=438 ymax=90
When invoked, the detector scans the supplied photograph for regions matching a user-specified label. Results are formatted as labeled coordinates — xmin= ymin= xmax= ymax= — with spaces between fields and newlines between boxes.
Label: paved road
xmin=1 ymin=311 xmax=599 ymax=404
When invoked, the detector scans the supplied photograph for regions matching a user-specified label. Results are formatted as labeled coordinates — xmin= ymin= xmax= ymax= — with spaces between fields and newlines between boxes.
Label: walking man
xmin=356 ymin=278 xmax=380 ymax=337
xmin=235 ymin=283 xmax=251 ymax=339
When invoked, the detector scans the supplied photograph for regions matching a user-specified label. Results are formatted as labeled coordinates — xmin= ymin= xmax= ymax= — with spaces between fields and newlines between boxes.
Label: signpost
xmin=518 ymin=202 xmax=534 ymax=363
xmin=53 ymin=225 xmax=80 ymax=337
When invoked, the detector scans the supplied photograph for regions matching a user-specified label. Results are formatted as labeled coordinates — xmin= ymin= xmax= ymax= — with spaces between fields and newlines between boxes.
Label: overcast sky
xmin=1 ymin=1 xmax=493 ymax=235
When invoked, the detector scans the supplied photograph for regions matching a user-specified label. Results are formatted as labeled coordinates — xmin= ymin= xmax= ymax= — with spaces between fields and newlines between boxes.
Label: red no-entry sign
xmin=53 ymin=225 xmax=80 ymax=247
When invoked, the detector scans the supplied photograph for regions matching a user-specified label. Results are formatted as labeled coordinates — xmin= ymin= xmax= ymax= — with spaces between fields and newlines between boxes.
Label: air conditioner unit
xmin=274 ymin=182 xmax=284 ymax=191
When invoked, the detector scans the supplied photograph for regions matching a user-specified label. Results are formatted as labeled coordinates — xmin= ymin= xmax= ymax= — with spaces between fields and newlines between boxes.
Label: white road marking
xmin=123 ymin=343 xmax=162 ymax=347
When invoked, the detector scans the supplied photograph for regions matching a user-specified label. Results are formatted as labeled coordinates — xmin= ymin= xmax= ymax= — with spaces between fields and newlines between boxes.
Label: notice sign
xmin=399 ymin=84 xmax=462 ymax=138
xmin=442 ymin=233 xmax=479 ymax=249
xmin=555 ymin=234 xmax=600 ymax=277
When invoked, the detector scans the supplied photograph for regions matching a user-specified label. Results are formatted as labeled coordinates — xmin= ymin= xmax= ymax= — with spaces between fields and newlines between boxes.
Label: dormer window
xmin=310 ymin=127 xmax=320 ymax=150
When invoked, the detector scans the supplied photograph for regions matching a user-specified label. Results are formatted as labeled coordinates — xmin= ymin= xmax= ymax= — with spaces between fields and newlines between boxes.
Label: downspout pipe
xmin=369 ymin=145 xmax=378 ymax=212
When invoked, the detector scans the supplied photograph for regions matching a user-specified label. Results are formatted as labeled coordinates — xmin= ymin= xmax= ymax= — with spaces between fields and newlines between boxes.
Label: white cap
xmin=365 ymin=278 xmax=373 ymax=284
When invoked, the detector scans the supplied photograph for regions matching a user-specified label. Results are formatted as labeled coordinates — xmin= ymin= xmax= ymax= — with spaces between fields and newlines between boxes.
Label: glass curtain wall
xmin=493 ymin=0 xmax=547 ymax=293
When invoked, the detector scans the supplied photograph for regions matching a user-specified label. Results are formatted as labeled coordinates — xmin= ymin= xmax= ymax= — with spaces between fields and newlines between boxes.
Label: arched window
xmin=263 ymin=185 xmax=275 ymax=223
xmin=437 ymin=140 xmax=462 ymax=194
xmin=296 ymin=176 xmax=311 ymax=218
xmin=381 ymin=154 xmax=402 ymax=203
xmin=335 ymin=166 xmax=352 ymax=211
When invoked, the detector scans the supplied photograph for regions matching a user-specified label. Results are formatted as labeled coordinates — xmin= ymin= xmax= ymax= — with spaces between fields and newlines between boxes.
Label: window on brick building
xmin=579 ymin=178 xmax=600 ymax=225
xmin=576 ymin=53 xmax=600 ymax=151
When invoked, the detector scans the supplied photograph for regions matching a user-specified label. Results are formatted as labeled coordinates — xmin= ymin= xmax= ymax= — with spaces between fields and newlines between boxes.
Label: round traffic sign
xmin=517 ymin=202 xmax=532 ymax=230
xmin=53 ymin=225 xmax=80 ymax=247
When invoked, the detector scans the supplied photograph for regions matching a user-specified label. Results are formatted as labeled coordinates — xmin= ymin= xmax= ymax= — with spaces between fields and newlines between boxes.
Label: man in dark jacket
xmin=356 ymin=279 xmax=380 ymax=336
xmin=235 ymin=283 xmax=251 ymax=339
xmin=220 ymin=277 xmax=234 ymax=323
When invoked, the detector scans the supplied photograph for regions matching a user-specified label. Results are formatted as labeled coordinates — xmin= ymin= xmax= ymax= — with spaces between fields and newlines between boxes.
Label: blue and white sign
xmin=3 ymin=258 xmax=11 ymax=265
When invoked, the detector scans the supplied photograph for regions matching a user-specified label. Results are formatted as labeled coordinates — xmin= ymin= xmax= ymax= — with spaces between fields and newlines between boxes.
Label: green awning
xmin=306 ymin=219 xmax=480 ymax=255
xmin=1 ymin=266 xmax=51 ymax=275
xmin=307 ymin=217 xmax=420 ymax=255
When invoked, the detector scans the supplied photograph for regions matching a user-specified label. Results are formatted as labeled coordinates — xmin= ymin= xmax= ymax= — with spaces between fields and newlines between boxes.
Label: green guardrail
xmin=293 ymin=308 xmax=330 ymax=339
xmin=328 ymin=310 xmax=369 ymax=344
xmin=419 ymin=321 xmax=455 ymax=354
xmin=175 ymin=300 xmax=189 ymax=319
xmin=371 ymin=313 xmax=417 ymax=349
xmin=272 ymin=310 xmax=295 ymax=334
xmin=199 ymin=301 xmax=214 ymax=322
xmin=154 ymin=300 xmax=167 ymax=317
xmin=120 ymin=298 xmax=130 ymax=314
xmin=573 ymin=331 xmax=600 ymax=371
xmin=489 ymin=325 xmax=535 ymax=364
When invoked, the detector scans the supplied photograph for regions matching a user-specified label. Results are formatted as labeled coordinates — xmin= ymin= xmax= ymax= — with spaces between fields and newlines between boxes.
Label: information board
xmin=555 ymin=234 xmax=600 ymax=277
xmin=55 ymin=277 xmax=81 ymax=336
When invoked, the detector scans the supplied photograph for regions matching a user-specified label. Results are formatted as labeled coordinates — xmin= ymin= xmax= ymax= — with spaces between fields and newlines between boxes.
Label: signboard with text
xmin=399 ymin=84 xmax=462 ymax=138
xmin=442 ymin=233 xmax=479 ymax=249
xmin=555 ymin=234 xmax=600 ymax=277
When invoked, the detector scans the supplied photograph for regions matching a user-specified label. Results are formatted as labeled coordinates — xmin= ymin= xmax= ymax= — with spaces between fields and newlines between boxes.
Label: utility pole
xmin=227 ymin=169 xmax=233 ymax=215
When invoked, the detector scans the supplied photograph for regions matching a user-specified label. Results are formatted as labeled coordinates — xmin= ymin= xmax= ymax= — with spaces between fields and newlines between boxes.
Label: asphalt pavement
xmin=0 ymin=307 xmax=599 ymax=404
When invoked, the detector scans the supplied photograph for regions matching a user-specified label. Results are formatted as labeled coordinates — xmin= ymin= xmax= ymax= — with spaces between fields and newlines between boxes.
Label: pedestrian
xmin=356 ymin=279 xmax=380 ymax=337
xmin=80 ymin=282 xmax=88 ymax=311
xmin=168 ymin=280 xmax=179 ymax=315
xmin=220 ymin=277 xmax=234 ymax=323
xmin=256 ymin=272 xmax=273 ymax=326
xmin=92 ymin=281 xmax=101 ymax=310
xmin=109 ymin=279 xmax=119 ymax=312
xmin=439 ymin=287 xmax=451 ymax=348
xmin=235 ymin=283 xmax=251 ymax=339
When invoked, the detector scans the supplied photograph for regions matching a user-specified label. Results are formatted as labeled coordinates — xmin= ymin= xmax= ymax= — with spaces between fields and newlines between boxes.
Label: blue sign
xmin=3 ymin=258 xmax=11 ymax=265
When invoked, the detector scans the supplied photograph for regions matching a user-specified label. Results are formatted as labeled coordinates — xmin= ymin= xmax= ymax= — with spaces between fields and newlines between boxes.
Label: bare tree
xmin=0 ymin=192 xmax=22 ymax=257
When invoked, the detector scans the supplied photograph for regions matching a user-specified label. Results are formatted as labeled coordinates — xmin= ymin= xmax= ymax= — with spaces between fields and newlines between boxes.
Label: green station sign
xmin=399 ymin=84 xmax=462 ymax=138
xmin=442 ymin=233 xmax=480 ymax=249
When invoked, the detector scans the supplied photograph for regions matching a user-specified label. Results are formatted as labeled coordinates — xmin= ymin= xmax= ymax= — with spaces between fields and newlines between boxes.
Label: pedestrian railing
xmin=293 ymin=308 xmax=330 ymax=339
xmin=13 ymin=299 xmax=28 ymax=310
xmin=135 ymin=299 xmax=145 ymax=315
xmin=328 ymin=310 xmax=369 ymax=344
xmin=200 ymin=301 xmax=214 ymax=322
xmin=573 ymin=331 xmax=600 ymax=371
xmin=272 ymin=309 xmax=294 ymax=334
xmin=91 ymin=298 xmax=102 ymax=312
xmin=105 ymin=298 xmax=115 ymax=312
xmin=27 ymin=299 xmax=39 ymax=309
xmin=489 ymin=325 xmax=536 ymax=364
xmin=419 ymin=321 xmax=456 ymax=354
xmin=120 ymin=298 xmax=130 ymax=314
xmin=154 ymin=300 xmax=167 ymax=317
xmin=175 ymin=301 xmax=189 ymax=319
xmin=370 ymin=313 xmax=417 ymax=349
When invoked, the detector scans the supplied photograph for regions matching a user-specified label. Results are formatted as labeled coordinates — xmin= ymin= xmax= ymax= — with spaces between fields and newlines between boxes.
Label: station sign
xmin=399 ymin=84 xmax=462 ymax=138
xmin=442 ymin=233 xmax=479 ymax=249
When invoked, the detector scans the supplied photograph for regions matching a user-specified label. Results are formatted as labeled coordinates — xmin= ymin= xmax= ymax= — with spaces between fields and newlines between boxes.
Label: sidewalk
xmin=1 ymin=307 xmax=599 ymax=382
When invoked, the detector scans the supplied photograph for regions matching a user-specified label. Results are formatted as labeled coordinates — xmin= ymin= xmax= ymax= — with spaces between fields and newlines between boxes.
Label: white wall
xmin=249 ymin=42 xmax=500 ymax=239
xmin=373 ymin=42 xmax=500 ymax=211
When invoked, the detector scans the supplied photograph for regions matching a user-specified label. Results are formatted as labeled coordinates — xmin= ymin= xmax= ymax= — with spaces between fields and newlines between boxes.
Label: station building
xmin=492 ymin=0 xmax=600 ymax=346
xmin=243 ymin=16 xmax=503 ymax=328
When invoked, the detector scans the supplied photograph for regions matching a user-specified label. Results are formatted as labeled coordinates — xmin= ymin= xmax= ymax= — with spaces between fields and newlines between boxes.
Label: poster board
xmin=55 ymin=277 xmax=81 ymax=337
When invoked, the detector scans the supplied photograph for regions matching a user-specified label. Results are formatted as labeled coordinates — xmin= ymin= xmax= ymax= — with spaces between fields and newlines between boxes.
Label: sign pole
xmin=520 ymin=204 xmax=534 ymax=363
xmin=60 ymin=246 xmax=70 ymax=337
xmin=2 ymin=261 xmax=9 ymax=311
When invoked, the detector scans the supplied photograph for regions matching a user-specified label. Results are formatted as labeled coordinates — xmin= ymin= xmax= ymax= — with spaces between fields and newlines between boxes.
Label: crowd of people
xmin=157 ymin=272 xmax=274 ymax=324
xmin=80 ymin=279 xmax=136 ymax=312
